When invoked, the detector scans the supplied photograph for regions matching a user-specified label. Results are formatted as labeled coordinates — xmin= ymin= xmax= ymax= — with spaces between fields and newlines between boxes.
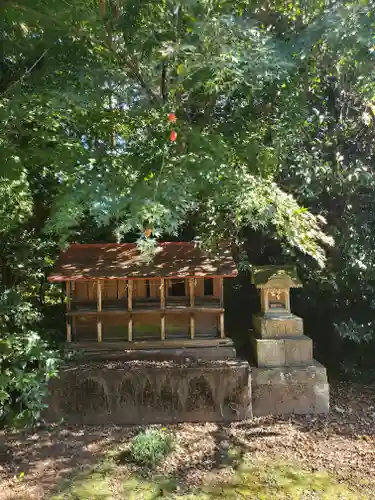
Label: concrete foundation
xmin=46 ymin=359 xmax=252 ymax=425
xmin=252 ymin=361 xmax=329 ymax=416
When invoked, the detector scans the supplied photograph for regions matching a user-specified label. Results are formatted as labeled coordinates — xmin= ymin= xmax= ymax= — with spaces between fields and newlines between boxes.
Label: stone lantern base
xmin=251 ymin=312 xmax=329 ymax=416
xmin=251 ymin=361 xmax=329 ymax=416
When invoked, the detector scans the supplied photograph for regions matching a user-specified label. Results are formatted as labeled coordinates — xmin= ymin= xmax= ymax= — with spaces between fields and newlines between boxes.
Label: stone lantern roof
xmin=251 ymin=265 xmax=302 ymax=289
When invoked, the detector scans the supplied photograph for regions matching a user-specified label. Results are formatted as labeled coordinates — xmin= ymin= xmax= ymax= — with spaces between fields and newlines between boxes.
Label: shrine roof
xmin=48 ymin=242 xmax=238 ymax=282
xmin=251 ymin=265 xmax=302 ymax=288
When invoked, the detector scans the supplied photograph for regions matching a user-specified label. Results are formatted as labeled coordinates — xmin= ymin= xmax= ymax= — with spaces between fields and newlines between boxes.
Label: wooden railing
xmin=66 ymin=277 xmax=226 ymax=343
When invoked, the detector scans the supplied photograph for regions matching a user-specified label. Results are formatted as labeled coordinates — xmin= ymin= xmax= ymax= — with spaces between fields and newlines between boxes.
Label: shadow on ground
xmin=0 ymin=381 xmax=374 ymax=499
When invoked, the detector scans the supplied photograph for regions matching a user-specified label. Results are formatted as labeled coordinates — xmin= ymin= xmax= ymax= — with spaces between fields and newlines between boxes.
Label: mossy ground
xmin=51 ymin=457 xmax=362 ymax=500
xmin=3 ymin=382 xmax=374 ymax=500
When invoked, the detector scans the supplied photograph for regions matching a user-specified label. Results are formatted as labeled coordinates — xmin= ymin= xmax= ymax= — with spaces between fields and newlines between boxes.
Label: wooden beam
xmin=66 ymin=281 xmax=71 ymax=342
xmin=128 ymin=280 xmax=133 ymax=341
xmin=97 ymin=280 xmax=102 ymax=342
xmin=160 ymin=278 xmax=165 ymax=340
xmin=219 ymin=311 xmax=225 ymax=338
xmin=66 ymin=306 xmax=224 ymax=316
xmin=65 ymin=337 xmax=234 ymax=350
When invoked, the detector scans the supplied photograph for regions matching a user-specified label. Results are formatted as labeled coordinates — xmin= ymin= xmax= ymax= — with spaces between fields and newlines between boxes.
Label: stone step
xmin=252 ymin=335 xmax=313 ymax=367
xmin=252 ymin=313 xmax=304 ymax=338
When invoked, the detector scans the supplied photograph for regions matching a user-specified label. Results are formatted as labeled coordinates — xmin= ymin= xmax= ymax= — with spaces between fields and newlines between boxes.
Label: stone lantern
xmin=250 ymin=265 xmax=329 ymax=416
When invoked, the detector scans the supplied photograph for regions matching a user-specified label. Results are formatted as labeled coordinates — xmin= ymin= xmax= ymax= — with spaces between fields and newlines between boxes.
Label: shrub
xmin=0 ymin=290 xmax=60 ymax=428
xmin=129 ymin=428 xmax=174 ymax=467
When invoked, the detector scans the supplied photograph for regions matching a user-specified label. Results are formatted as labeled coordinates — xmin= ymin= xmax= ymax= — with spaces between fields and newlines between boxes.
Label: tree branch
xmin=1 ymin=49 xmax=49 ymax=96
xmin=161 ymin=61 xmax=168 ymax=102
xmin=125 ymin=55 xmax=159 ymax=104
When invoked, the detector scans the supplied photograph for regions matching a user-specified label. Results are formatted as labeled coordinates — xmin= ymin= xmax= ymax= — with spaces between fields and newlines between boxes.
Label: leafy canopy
xmin=6 ymin=0 xmax=374 ymax=265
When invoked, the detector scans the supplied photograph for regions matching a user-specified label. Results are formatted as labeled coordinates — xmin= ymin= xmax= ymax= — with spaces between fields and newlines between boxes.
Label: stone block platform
xmin=252 ymin=313 xmax=304 ymax=338
xmin=46 ymin=359 xmax=252 ymax=425
xmin=253 ymin=335 xmax=313 ymax=367
xmin=251 ymin=361 xmax=329 ymax=416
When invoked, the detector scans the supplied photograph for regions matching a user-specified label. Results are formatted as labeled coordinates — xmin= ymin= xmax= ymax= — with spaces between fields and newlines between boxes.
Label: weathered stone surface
xmin=253 ymin=338 xmax=285 ymax=367
xmin=254 ymin=336 xmax=312 ymax=367
xmin=252 ymin=313 xmax=304 ymax=338
xmin=251 ymin=361 xmax=328 ymax=385
xmin=284 ymin=336 xmax=312 ymax=364
xmin=251 ymin=361 xmax=329 ymax=415
xmin=46 ymin=360 xmax=252 ymax=424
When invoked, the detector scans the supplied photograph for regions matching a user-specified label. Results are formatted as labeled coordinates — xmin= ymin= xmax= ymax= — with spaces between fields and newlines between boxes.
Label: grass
xmin=128 ymin=428 xmax=175 ymax=467
xmin=51 ymin=457 xmax=363 ymax=500
xmin=51 ymin=470 xmax=113 ymax=500
xmin=203 ymin=461 xmax=362 ymax=499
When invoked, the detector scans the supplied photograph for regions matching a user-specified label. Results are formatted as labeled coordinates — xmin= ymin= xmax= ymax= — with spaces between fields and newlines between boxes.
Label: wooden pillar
xmin=189 ymin=278 xmax=195 ymax=339
xmin=71 ymin=282 xmax=76 ymax=340
xmin=72 ymin=316 xmax=76 ymax=341
xmin=285 ymin=290 xmax=291 ymax=313
xmin=219 ymin=277 xmax=224 ymax=307
xmin=216 ymin=277 xmax=223 ymax=338
xmin=97 ymin=280 xmax=102 ymax=343
xmin=66 ymin=281 xmax=71 ymax=342
xmin=220 ymin=312 xmax=225 ymax=338
xmin=160 ymin=278 xmax=165 ymax=340
xmin=260 ymin=288 xmax=269 ymax=313
xmin=128 ymin=280 xmax=133 ymax=341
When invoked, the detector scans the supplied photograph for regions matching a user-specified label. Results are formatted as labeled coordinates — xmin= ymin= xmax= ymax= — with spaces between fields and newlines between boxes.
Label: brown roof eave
xmin=48 ymin=272 xmax=238 ymax=283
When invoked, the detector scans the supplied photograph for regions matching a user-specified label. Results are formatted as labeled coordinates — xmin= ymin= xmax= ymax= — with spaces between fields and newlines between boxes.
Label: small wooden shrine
xmin=252 ymin=266 xmax=302 ymax=316
xmin=48 ymin=242 xmax=237 ymax=349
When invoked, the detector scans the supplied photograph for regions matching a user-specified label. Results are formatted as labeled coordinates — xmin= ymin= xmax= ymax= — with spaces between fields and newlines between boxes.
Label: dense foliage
xmin=0 ymin=0 xmax=375 ymax=423
xmin=0 ymin=291 xmax=60 ymax=427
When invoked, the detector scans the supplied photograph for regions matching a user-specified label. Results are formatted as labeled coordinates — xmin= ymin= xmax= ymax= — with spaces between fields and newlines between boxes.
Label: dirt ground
xmin=0 ymin=380 xmax=374 ymax=499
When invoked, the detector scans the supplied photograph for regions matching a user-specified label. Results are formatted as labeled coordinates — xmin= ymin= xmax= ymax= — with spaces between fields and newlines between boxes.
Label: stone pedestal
xmin=252 ymin=335 xmax=313 ymax=367
xmin=251 ymin=312 xmax=329 ymax=415
xmin=252 ymin=362 xmax=329 ymax=415
xmin=252 ymin=313 xmax=303 ymax=337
